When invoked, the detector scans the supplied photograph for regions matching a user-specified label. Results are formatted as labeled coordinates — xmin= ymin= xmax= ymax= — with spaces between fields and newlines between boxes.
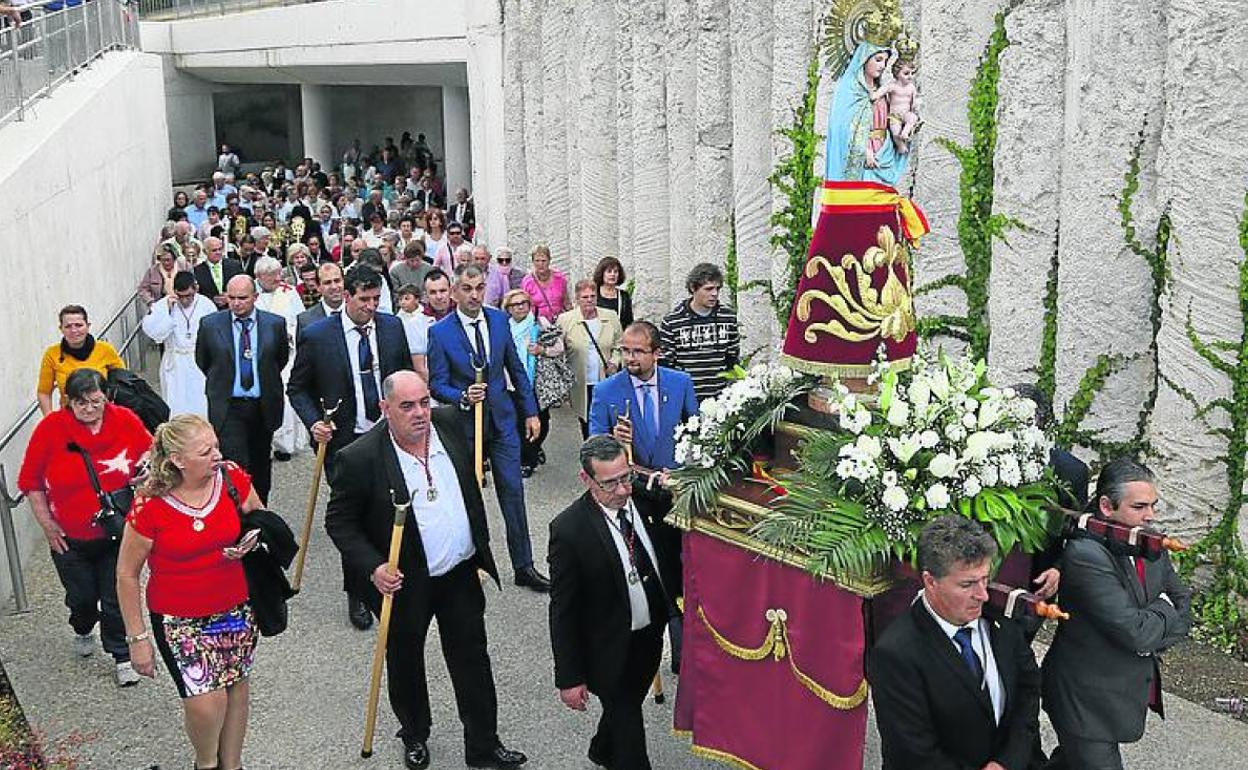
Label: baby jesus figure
xmin=872 ymin=57 xmax=920 ymax=155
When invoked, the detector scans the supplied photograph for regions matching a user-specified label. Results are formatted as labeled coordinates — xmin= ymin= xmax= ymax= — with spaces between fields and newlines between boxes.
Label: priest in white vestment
xmin=140 ymin=270 xmax=214 ymax=417
xmin=254 ymin=256 xmax=310 ymax=457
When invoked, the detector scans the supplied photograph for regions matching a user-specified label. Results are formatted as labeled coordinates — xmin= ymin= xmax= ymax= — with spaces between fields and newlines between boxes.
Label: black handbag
xmin=221 ymin=472 xmax=298 ymax=637
xmin=66 ymin=442 xmax=134 ymax=542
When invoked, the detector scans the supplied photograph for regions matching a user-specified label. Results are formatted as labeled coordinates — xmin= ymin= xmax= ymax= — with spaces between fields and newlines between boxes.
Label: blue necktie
xmin=637 ymin=382 xmax=658 ymax=437
xmin=470 ymin=319 xmax=488 ymax=367
xmin=357 ymin=325 xmax=380 ymax=421
xmin=953 ymin=627 xmax=984 ymax=682
xmin=236 ymin=318 xmax=254 ymax=390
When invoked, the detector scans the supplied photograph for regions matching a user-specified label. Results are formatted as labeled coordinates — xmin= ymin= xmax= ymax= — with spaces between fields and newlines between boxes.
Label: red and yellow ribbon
xmin=820 ymin=180 xmax=930 ymax=242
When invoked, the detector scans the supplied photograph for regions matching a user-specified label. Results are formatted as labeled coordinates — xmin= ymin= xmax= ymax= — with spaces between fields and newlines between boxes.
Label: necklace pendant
xmin=627 ymin=569 xmax=640 ymax=585
xmin=426 ymin=486 xmax=439 ymax=502
xmin=243 ymin=349 xmax=253 ymax=360
xmin=192 ymin=519 xmax=205 ymax=532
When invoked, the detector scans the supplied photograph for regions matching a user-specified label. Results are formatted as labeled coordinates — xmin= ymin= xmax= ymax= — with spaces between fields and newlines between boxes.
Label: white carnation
xmin=925 ymin=483 xmax=951 ymax=510
xmin=981 ymin=464 xmax=999 ymax=488
xmin=919 ymin=430 xmax=940 ymax=449
xmin=882 ymin=485 xmax=909 ymax=512
xmin=928 ymin=452 xmax=957 ymax=479
xmin=962 ymin=475 xmax=983 ymax=497
xmin=961 ymin=412 xmax=978 ymax=429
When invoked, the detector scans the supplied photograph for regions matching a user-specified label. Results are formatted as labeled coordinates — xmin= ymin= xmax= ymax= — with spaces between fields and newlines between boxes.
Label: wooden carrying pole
xmin=361 ymin=492 xmax=411 ymax=759
xmin=292 ymin=399 xmax=341 ymax=592
xmin=473 ymin=363 xmax=486 ymax=488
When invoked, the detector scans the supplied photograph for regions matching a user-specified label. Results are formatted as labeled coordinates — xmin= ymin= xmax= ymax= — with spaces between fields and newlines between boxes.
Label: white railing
xmin=134 ymin=0 xmax=330 ymax=20
xmin=0 ymin=0 xmax=139 ymax=130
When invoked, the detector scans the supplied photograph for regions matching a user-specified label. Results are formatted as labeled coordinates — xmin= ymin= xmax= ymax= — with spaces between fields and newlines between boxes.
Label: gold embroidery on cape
xmin=795 ymin=226 xmax=915 ymax=344
xmin=696 ymin=605 xmax=869 ymax=710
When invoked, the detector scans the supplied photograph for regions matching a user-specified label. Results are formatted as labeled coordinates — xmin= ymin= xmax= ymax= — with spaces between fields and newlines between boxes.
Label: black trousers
xmin=324 ymin=441 xmax=368 ymax=597
xmin=589 ymin=623 xmax=663 ymax=770
xmin=50 ymin=538 xmax=127 ymax=662
xmin=218 ymin=398 xmax=274 ymax=504
xmin=386 ymin=559 xmax=500 ymax=758
xmin=517 ymin=407 xmax=550 ymax=468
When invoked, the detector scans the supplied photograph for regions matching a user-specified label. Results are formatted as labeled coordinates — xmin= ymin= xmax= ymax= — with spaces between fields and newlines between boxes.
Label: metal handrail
xmin=134 ymin=0 xmax=329 ymax=21
xmin=0 ymin=0 xmax=139 ymax=131
xmin=0 ymin=287 xmax=151 ymax=613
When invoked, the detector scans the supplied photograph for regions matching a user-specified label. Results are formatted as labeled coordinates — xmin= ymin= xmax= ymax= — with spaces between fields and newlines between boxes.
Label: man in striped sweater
xmin=659 ymin=263 xmax=740 ymax=403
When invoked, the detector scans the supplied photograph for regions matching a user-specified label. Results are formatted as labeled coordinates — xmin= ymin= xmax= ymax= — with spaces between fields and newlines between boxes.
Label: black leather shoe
xmin=587 ymin=746 xmax=610 ymax=767
xmin=403 ymin=741 xmax=430 ymax=770
xmin=520 ymin=465 xmax=535 ymax=479
xmin=514 ymin=566 xmax=550 ymax=593
xmin=348 ymin=597 xmax=373 ymax=630
xmin=273 ymin=451 xmax=292 ymax=462
xmin=466 ymin=745 xmax=527 ymax=768
xmin=537 ymin=449 xmax=547 ymax=465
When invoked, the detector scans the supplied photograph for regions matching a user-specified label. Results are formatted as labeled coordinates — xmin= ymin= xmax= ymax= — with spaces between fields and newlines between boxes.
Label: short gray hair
xmin=250 ymin=226 xmax=271 ymax=240
xmin=453 ymin=263 xmax=485 ymax=282
xmin=579 ymin=434 xmax=627 ymax=475
xmin=917 ymin=515 xmax=998 ymax=578
xmin=254 ymin=255 xmax=282 ymax=275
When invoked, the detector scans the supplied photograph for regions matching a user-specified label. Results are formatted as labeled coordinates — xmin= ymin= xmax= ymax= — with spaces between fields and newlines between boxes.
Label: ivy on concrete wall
xmin=916 ymin=4 xmax=1023 ymax=360
xmin=1170 ymin=193 xmax=1248 ymax=655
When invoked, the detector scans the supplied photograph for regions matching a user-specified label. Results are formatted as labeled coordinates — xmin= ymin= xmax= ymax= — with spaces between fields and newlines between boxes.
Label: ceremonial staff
xmin=473 ymin=360 xmax=486 ymax=488
xmin=362 ymin=490 xmax=411 ymax=759
xmin=292 ymin=398 xmax=342 ymax=592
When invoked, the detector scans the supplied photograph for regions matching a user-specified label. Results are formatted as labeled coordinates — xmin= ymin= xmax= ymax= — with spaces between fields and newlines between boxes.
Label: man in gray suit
xmin=296 ymin=262 xmax=346 ymax=342
xmin=1042 ymin=457 xmax=1191 ymax=770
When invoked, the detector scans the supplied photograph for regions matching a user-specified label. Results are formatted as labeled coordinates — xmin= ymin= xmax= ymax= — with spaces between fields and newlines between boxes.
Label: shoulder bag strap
xmin=66 ymin=442 xmax=110 ymax=507
xmin=581 ymin=321 xmax=610 ymax=370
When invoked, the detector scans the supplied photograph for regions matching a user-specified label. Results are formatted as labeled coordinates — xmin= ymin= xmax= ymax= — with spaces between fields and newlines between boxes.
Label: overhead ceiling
xmin=183 ymin=62 xmax=468 ymax=87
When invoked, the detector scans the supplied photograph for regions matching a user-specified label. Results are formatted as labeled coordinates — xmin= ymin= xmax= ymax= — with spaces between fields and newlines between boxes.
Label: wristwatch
xmin=125 ymin=630 xmax=150 ymax=644
xmin=459 ymin=389 xmax=472 ymax=410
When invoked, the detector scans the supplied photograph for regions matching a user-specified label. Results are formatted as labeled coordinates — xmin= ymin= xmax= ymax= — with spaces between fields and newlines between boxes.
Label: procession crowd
xmin=15 ymin=141 xmax=1190 ymax=770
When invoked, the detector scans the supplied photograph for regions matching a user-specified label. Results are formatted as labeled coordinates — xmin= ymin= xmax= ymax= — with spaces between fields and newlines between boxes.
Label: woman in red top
xmin=17 ymin=369 xmax=151 ymax=687
xmin=117 ymin=414 xmax=261 ymax=770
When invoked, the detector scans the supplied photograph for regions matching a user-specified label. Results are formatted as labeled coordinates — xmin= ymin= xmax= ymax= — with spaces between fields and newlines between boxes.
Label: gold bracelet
xmin=125 ymin=631 xmax=150 ymax=644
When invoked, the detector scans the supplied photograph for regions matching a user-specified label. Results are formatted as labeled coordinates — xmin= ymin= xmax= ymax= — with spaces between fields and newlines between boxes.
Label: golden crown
xmin=894 ymin=28 xmax=919 ymax=61
xmin=862 ymin=3 xmax=904 ymax=47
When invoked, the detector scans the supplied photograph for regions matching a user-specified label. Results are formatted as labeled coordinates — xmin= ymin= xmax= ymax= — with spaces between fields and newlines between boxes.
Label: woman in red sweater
xmin=17 ymin=369 xmax=151 ymax=687
xmin=117 ymin=414 xmax=261 ymax=770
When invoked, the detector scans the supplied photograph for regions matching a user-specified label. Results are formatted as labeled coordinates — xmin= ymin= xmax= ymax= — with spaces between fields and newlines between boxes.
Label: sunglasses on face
xmin=497 ymin=257 xmax=512 ymax=264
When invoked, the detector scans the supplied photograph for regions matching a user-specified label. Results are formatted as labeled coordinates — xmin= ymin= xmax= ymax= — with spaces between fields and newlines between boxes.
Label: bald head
xmin=226 ymin=275 xmax=257 ymax=318
xmin=381 ymin=371 xmax=432 ymax=447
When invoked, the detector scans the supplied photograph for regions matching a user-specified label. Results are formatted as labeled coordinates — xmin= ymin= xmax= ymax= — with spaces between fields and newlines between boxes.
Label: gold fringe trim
xmin=696 ymin=605 xmax=869 ymax=710
xmin=777 ymin=353 xmax=911 ymax=379
xmin=690 ymin=743 xmax=768 ymax=770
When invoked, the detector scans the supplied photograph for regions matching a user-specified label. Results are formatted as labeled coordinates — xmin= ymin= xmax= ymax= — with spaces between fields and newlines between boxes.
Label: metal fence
xmin=0 ymin=0 xmax=139 ymax=130
xmin=134 ymin=0 xmax=330 ymax=20
xmin=0 ymin=290 xmax=153 ymax=613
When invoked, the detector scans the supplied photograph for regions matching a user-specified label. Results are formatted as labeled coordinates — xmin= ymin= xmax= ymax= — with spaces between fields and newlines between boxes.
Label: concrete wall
xmin=160 ymin=55 xmax=217 ymax=184
xmin=501 ymin=0 xmax=1248 ymax=537
xmin=213 ymin=84 xmax=301 ymax=164
xmin=326 ymin=85 xmax=445 ymax=171
xmin=0 ymin=51 xmax=172 ymax=607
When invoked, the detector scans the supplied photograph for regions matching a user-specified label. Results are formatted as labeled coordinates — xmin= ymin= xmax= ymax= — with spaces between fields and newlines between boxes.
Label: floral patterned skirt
xmin=151 ymin=603 xmax=257 ymax=698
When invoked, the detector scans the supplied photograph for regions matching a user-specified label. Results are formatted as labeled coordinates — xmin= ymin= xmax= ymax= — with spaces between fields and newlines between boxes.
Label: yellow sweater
xmin=37 ymin=341 xmax=125 ymax=397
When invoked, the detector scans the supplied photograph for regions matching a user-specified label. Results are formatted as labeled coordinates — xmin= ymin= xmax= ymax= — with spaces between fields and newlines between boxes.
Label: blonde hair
xmin=530 ymin=243 xmax=551 ymax=260
xmin=140 ymin=414 xmax=213 ymax=497
xmin=501 ymin=289 xmax=531 ymax=309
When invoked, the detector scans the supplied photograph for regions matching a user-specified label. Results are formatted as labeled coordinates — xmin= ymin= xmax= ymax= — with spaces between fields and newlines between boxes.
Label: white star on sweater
xmin=97 ymin=449 xmax=132 ymax=476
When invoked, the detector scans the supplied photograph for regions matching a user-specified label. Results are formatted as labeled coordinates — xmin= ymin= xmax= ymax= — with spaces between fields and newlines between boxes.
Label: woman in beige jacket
xmin=558 ymin=278 xmax=623 ymax=437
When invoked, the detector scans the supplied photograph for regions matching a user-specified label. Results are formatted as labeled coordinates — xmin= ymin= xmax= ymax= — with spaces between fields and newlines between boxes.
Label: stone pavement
xmin=1 ymin=406 xmax=1246 ymax=769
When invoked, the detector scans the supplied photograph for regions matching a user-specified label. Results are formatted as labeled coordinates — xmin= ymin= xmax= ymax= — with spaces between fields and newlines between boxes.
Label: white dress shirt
xmin=389 ymin=429 xmax=475 ymax=576
xmin=599 ymin=499 xmax=663 ymax=631
xmin=921 ymin=591 xmax=1005 ymax=724
xmin=457 ymin=308 xmax=491 ymax=364
xmin=341 ymin=310 xmax=382 ymax=434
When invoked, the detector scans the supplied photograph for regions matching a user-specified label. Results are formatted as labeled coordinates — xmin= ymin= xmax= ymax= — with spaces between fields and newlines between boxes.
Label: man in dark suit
xmin=870 ymin=515 xmax=1044 ymax=770
xmin=449 ymin=188 xmax=476 ymax=236
xmin=194 ymin=236 xmax=244 ymax=309
xmin=195 ymin=274 xmax=290 ymax=503
xmin=295 ymin=262 xmax=346 ymax=341
xmin=549 ymin=435 xmax=676 ymax=770
xmin=426 ymin=264 xmax=547 ymax=591
xmin=588 ymin=320 xmax=698 ymax=672
xmin=1043 ymin=458 xmax=1191 ymax=770
xmin=288 ymin=264 xmax=413 ymax=630
xmin=325 ymin=372 xmax=527 ymax=770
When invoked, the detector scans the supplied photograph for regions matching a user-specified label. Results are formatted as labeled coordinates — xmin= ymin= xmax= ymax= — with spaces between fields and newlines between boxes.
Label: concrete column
xmin=442 ymin=86 xmax=473 ymax=202
xmin=299 ymin=83 xmax=332 ymax=167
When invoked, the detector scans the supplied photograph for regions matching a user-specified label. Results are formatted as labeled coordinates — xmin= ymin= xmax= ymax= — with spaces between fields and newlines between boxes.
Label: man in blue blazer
xmin=588 ymin=320 xmax=698 ymax=671
xmin=427 ymin=264 xmax=548 ymax=592
xmin=195 ymin=274 xmax=290 ymax=503
xmin=288 ymin=264 xmax=413 ymax=629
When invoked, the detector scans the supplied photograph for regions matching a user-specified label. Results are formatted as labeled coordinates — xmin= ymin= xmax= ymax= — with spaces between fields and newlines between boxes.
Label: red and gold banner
xmin=675 ymin=532 xmax=869 ymax=770
xmin=780 ymin=181 xmax=926 ymax=378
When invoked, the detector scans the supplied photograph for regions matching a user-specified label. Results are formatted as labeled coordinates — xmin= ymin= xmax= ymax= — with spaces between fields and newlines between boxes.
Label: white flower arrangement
xmin=673 ymin=363 xmax=811 ymax=470
xmin=811 ymin=348 xmax=1054 ymax=541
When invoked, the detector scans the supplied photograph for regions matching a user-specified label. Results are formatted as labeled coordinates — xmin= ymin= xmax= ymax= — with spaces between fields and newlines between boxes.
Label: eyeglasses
xmin=589 ymin=471 xmax=635 ymax=492
xmin=70 ymin=396 xmax=108 ymax=410
xmin=619 ymin=346 xmax=656 ymax=356
xmin=497 ymin=257 xmax=512 ymax=264
xmin=505 ymin=300 xmax=530 ymax=308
